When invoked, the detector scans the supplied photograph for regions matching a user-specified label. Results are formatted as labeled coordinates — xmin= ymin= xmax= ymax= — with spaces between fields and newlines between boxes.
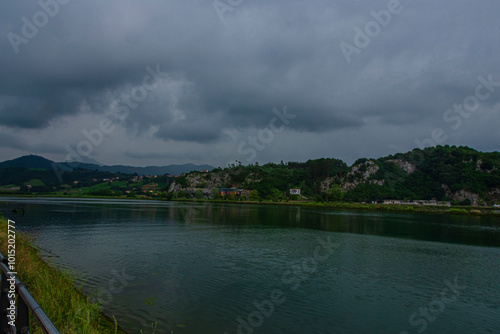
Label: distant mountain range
xmin=0 ymin=155 xmax=214 ymax=176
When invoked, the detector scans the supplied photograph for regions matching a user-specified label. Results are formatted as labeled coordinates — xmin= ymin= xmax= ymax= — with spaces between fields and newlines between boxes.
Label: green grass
xmin=81 ymin=182 xmax=111 ymax=192
xmin=449 ymin=208 xmax=470 ymax=215
xmin=23 ymin=179 xmax=45 ymax=186
xmin=78 ymin=181 xmax=130 ymax=195
xmin=0 ymin=217 xmax=126 ymax=334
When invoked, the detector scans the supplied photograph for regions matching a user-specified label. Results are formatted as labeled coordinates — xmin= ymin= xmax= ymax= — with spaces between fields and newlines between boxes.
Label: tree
xmin=249 ymin=189 xmax=260 ymax=201
xmin=211 ymin=188 xmax=221 ymax=199
xmin=178 ymin=190 xmax=190 ymax=199
xmin=194 ymin=190 xmax=204 ymax=199
xmin=270 ymin=188 xmax=282 ymax=202
xmin=326 ymin=185 xmax=344 ymax=202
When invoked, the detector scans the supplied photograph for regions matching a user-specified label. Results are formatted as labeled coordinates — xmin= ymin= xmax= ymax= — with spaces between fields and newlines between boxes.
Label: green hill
xmin=169 ymin=146 xmax=500 ymax=206
xmin=0 ymin=154 xmax=55 ymax=170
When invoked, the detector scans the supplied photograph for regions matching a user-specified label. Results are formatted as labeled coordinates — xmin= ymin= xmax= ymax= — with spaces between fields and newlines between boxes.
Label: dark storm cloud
xmin=0 ymin=0 xmax=499 ymax=164
xmin=0 ymin=130 xmax=65 ymax=154
xmin=155 ymin=117 xmax=225 ymax=143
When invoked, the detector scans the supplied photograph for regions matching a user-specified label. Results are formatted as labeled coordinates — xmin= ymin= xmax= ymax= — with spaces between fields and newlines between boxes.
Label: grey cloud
xmin=155 ymin=116 xmax=225 ymax=143
xmin=0 ymin=0 xmax=499 ymax=165
xmin=0 ymin=130 xmax=65 ymax=154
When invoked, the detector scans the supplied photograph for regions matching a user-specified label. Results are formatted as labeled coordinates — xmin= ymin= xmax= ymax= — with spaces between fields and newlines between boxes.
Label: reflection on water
xmin=0 ymin=197 xmax=499 ymax=334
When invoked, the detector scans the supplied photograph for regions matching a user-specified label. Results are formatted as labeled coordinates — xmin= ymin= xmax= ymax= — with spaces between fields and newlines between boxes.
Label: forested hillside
xmin=170 ymin=146 xmax=500 ymax=206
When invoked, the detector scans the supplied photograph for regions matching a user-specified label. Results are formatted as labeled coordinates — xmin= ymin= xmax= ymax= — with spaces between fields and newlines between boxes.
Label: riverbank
xmin=2 ymin=193 xmax=500 ymax=217
xmin=0 ymin=215 xmax=127 ymax=334
xmin=185 ymin=199 xmax=500 ymax=215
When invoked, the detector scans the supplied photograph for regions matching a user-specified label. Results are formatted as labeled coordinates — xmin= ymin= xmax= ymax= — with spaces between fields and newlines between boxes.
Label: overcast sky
xmin=1 ymin=0 xmax=499 ymax=167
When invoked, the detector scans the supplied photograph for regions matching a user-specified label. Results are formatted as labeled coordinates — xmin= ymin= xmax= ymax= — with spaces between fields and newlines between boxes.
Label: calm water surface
xmin=1 ymin=197 xmax=499 ymax=334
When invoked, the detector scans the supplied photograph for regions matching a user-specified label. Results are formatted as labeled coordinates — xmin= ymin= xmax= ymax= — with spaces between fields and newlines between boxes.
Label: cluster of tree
xmin=208 ymin=158 xmax=348 ymax=200
xmin=357 ymin=146 xmax=500 ymax=204
xmin=180 ymin=146 xmax=500 ymax=204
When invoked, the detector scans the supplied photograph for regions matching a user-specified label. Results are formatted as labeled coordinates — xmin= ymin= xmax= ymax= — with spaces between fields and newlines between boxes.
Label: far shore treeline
xmin=1 ymin=145 xmax=500 ymax=207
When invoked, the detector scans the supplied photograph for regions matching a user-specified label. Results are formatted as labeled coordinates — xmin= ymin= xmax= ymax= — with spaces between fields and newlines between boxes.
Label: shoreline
xmin=2 ymin=193 xmax=499 ymax=217
xmin=0 ymin=216 xmax=129 ymax=334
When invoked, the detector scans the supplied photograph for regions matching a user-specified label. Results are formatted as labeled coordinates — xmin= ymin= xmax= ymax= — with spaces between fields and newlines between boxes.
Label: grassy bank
xmin=0 ymin=215 xmax=127 ymax=334
xmin=170 ymin=198 xmax=500 ymax=216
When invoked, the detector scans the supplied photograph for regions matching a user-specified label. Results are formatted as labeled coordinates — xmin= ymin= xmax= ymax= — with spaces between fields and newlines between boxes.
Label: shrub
xmin=449 ymin=208 xmax=469 ymax=215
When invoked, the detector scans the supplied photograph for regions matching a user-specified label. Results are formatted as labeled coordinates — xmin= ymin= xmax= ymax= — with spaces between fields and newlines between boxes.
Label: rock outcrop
xmin=387 ymin=159 xmax=417 ymax=174
xmin=441 ymin=184 xmax=482 ymax=206
xmin=339 ymin=160 xmax=383 ymax=192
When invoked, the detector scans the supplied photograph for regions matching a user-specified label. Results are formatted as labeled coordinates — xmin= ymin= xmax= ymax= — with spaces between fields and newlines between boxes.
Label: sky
xmin=1 ymin=0 xmax=499 ymax=168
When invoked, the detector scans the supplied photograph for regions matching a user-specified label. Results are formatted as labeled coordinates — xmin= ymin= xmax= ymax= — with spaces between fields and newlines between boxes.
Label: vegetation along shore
xmin=0 ymin=215 xmax=127 ymax=334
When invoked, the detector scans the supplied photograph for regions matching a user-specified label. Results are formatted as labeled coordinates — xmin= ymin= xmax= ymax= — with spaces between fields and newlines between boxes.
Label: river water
xmin=1 ymin=197 xmax=499 ymax=334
